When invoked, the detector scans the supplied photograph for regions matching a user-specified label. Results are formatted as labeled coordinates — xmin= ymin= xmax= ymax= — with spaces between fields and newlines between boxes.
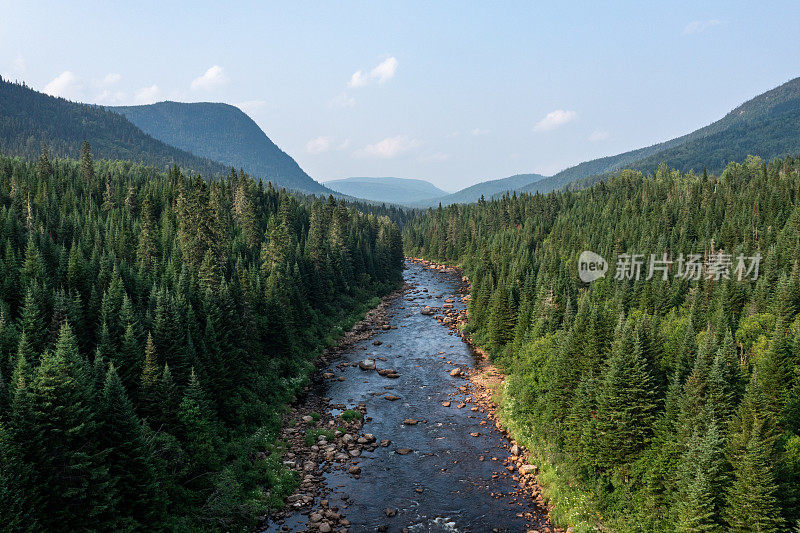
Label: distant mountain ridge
xmin=324 ymin=177 xmax=448 ymax=204
xmin=113 ymin=101 xmax=332 ymax=195
xmin=413 ymin=173 xmax=546 ymax=207
xmin=520 ymin=76 xmax=800 ymax=195
xmin=0 ymin=77 xmax=226 ymax=176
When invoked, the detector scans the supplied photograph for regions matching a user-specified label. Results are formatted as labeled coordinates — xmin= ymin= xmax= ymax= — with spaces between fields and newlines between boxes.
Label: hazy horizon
xmin=3 ymin=1 xmax=799 ymax=190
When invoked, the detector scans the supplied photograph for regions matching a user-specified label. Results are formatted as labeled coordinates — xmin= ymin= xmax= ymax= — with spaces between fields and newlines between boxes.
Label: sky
xmin=2 ymin=1 xmax=800 ymax=191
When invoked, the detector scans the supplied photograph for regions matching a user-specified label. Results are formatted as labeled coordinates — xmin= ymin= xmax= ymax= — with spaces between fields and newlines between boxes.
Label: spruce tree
xmin=99 ymin=364 xmax=164 ymax=528
xmin=590 ymin=321 xmax=658 ymax=470
xmin=14 ymin=323 xmax=117 ymax=529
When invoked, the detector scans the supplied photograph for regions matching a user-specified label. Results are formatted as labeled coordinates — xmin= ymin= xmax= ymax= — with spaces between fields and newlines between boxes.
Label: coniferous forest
xmin=0 ymin=144 xmax=403 ymax=530
xmin=403 ymin=156 xmax=800 ymax=531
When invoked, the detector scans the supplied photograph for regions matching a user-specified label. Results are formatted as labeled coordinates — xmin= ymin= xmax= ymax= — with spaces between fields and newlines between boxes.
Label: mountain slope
xmin=0 ymin=77 xmax=226 ymax=175
xmin=324 ymin=177 xmax=448 ymax=204
xmin=113 ymin=101 xmax=331 ymax=194
xmin=520 ymin=76 xmax=800 ymax=194
xmin=415 ymin=173 xmax=546 ymax=207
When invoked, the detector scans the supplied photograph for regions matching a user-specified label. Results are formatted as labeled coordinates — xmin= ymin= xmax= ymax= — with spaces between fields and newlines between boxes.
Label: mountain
xmin=0 ymin=77 xmax=226 ymax=175
xmin=520 ymin=76 xmax=800 ymax=194
xmin=414 ymin=173 xmax=546 ymax=207
xmin=113 ymin=101 xmax=331 ymax=195
xmin=324 ymin=177 xmax=448 ymax=204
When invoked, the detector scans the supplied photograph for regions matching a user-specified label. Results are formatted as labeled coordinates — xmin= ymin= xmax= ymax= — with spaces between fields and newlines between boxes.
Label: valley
xmin=266 ymin=261 xmax=553 ymax=532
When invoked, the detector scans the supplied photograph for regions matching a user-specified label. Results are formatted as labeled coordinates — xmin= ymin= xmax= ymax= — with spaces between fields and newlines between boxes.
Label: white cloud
xmin=134 ymin=84 xmax=161 ymax=104
xmin=683 ymin=19 xmax=722 ymax=35
xmin=348 ymin=56 xmax=398 ymax=88
xmin=44 ymin=71 xmax=82 ymax=99
xmin=533 ymin=109 xmax=577 ymax=132
xmin=355 ymin=135 xmax=419 ymax=159
xmin=306 ymin=136 xmax=335 ymax=154
xmin=330 ymin=92 xmax=356 ymax=108
xmin=471 ymin=128 xmax=490 ymax=136
xmin=236 ymin=100 xmax=268 ymax=115
xmin=338 ymin=138 xmax=351 ymax=150
xmin=102 ymin=73 xmax=121 ymax=85
xmin=13 ymin=54 xmax=25 ymax=73
xmin=95 ymin=89 xmax=127 ymax=105
xmin=2 ymin=54 xmax=27 ymax=81
xmin=190 ymin=65 xmax=228 ymax=91
xmin=588 ymin=129 xmax=610 ymax=142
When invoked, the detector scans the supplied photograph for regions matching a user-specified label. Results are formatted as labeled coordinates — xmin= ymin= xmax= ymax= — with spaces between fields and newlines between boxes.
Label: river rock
xmin=511 ymin=444 xmax=520 ymax=456
xmin=385 ymin=395 xmax=400 ymax=401
xmin=396 ymin=448 xmax=413 ymax=455
xmin=519 ymin=464 xmax=537 ymax=475
xmin=358 ymin=359 xmax=376 ymax=370
xmin=348 ymin=465 xmax=362 ymax=475
xmin=403 ymin=419 xmax=418 ymax=425
xmin=450 ymin=368 xmax=462 ymax=377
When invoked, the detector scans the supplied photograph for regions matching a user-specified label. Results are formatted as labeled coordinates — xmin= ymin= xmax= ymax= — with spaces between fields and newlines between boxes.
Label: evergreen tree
xmin=99 ymin=364 xmax=164 ymax=529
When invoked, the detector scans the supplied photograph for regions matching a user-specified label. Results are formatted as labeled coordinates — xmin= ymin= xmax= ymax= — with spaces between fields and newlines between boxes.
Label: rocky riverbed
xmin=262 ymin=260 xmax=556 ymax=532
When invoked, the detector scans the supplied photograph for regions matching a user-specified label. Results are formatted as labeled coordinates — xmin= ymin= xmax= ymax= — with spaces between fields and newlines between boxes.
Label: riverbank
xmin=263 ymin=285 xmax=406 ymax=532
xmin=407 ymin=259 xmax=564 ymax=530
xmin=407 ymin=257 xmax=602 ymax=533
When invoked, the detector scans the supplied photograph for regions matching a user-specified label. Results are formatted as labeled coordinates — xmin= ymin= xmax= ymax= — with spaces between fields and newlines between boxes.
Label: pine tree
xmin=36 ymin=145 xmax=53 ymax=180
xmin=177 ymin=368 xmax=220 ymax=498
xmin=13 ymin=322 xmax=117 ymax=529
xmin=589 ymin=321 xmax=658 ymax=470
xmin=99 ymin=364 xmax=164 ymax=528
xmin=138 ymin=332 xmax=160 ymax=421
xmin=80 ymin=140 xmax=94 ymax=183
xmin=17 ymin=286 xmax=46 ymax=355
xmin=725 ymin=417 xmax=784 ymax=532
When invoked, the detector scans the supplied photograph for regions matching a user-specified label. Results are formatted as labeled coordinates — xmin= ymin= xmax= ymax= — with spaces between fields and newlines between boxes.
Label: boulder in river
xmin=450 ymin=367 xmax=462 ymax=377
xmin=403 ymin=419 xmax=418 ymax=425
xmin=421 ymin=306 xmax=434 ymax=315
xmin=396 ymin=448 xmax=413 ymax=455
xmin=358 ymin=359 xmax=376 ymax=370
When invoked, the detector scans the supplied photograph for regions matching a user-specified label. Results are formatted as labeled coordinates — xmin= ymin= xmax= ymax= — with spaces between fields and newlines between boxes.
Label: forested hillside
xmin=113 ymin=102 xmax=331 ymax=195
xmin=0 ymin=78 xmax=227 ymax=177
xmin=0 ymin=146 xmax=403 ymax=530
xmin=519 ymin=77 xmax=800 ymax=196
xmin=404 ymin=156 xmax=800 ymax=530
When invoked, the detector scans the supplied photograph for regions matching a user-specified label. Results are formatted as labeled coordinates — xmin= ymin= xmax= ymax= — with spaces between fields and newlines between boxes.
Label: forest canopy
xmin=0 ymin=145 xmax=403 ymax=530
xmin=404 ymin=156 xmax=800 ymax=531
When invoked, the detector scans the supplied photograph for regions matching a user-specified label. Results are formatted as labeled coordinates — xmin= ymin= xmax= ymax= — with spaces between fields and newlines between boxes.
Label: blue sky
xmin=2 ymin=1 xmax=799 ymax=190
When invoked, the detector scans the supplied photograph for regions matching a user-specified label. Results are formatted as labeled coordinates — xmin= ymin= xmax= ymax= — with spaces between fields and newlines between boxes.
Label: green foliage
xmin=0 ymin=77 xmax=227 ymax=176
xmin=341 ymin=409 xmax=363 ymax=422
xmin=0 ymin=149 xmax=403 ymax=529
xmin=113 ymin=101 xmax=331 ymax=194
xmin=404 ymin=155 xmax=800 ymax=530
xmin=304 ymin=428 xmax=335 ymax=446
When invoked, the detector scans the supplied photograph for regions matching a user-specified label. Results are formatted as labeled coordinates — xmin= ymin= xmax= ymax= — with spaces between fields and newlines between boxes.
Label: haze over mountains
xmin=340 ymin=76 xmax=800 ymax=206
xmin=519 ymin=76 xmax=800 ymax=195
xmin=3 ymin=75 xmax=800 ymax=208
xmin=324 ymin=177 xmax=448 ymax=204
xmin=113 ymin=101 xmax=331 ymax=195
xmin=0 ymin=77 xmax=226 ymax=177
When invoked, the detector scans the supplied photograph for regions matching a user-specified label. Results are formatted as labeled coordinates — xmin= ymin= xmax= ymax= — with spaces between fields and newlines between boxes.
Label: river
xmin=269 ymin=261 xmax=551 ymax=532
